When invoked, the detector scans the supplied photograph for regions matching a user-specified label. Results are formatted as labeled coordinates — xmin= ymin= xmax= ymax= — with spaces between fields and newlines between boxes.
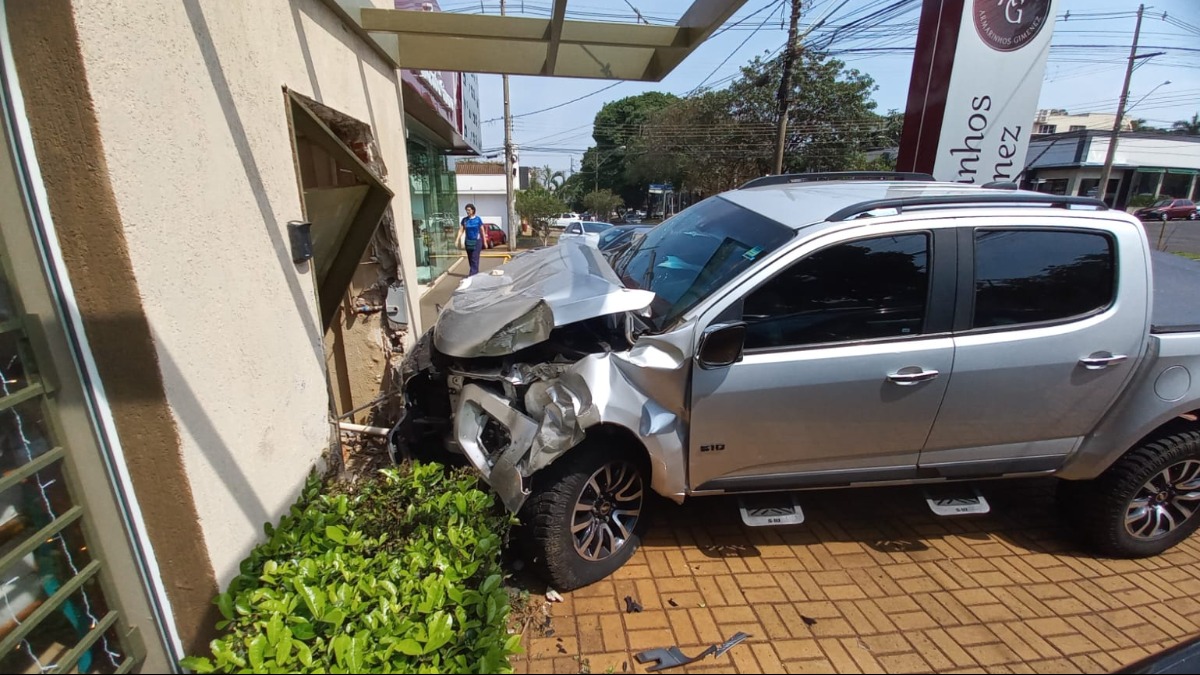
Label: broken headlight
xmin=474 ymin=303 xmax=555 ymax=357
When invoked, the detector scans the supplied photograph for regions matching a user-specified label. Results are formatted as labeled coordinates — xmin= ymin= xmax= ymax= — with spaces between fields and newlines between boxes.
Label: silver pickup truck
xmin=391 ymin=173 xmax=1200 ymax=591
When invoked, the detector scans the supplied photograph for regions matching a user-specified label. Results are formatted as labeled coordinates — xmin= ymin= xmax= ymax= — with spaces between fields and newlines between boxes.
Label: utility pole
xmin=1097 ymin=4 xmax=1144 ymax=207
xmin=773 ymin=0 xmax=802 ymax=175
xmin=502 ymin=0 xmax=517 ymax=251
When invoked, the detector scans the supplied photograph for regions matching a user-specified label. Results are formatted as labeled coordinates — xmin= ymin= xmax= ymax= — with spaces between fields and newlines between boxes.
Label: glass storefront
xmin=407 ymin=137 xmax=461 ymax=284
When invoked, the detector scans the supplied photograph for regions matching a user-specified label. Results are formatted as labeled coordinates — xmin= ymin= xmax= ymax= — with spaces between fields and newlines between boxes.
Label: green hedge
xmin=182 ymin=463 xmax=520 ymax=674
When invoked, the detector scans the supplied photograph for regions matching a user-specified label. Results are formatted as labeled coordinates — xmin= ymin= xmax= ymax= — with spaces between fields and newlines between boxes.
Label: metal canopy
xmin=359 ymin=0 xmax=748 ymax=81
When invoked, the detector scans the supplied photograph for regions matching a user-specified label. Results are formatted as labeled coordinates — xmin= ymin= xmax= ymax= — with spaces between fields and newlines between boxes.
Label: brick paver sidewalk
xmin=513 ymin=478 xmax=1200 ymax=674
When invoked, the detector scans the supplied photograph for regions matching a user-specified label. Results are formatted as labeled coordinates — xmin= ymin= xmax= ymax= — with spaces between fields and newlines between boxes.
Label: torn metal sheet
xmin=433 ymin=240 xmax=655 ymax=358
xmin=635 ymin=632 xmax=752 ymax=672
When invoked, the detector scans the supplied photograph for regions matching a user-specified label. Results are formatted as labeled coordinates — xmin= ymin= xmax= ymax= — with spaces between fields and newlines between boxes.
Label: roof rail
xmin=739 ymin=171 xmax=936 ymax=189
xmin=826 ymin=194 xmax=1107 ymax=222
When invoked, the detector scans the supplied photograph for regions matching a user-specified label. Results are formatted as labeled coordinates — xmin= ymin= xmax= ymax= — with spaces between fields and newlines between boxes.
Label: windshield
xmin=612 ymin=197 xmax=793 ymax=331
xmin=1153 ymin=198 xmax=1172 ymax=207
xmin=583 ymin=222 xmax=611 ymax=234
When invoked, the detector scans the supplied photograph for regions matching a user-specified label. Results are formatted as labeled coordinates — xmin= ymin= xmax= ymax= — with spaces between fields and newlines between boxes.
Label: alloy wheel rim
xmin=1125 ymin=460 xmax=1200 ymax=540
xmin=571 ymin=460 xmax=643 ymax=561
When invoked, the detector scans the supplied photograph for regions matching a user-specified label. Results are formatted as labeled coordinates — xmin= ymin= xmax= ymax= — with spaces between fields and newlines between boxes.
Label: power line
xmin=690 ymin=0 xmax=785 ymax=95
xmin=622 ymin=0 xmax=650 ymax=25
xmin=482 ymin=81 xmax=625 ymax=124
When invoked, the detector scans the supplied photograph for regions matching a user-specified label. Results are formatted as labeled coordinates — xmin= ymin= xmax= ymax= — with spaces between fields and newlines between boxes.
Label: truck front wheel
xmin=518 ymin=441 xmax=651 ymax=590
xmin=1062 ymin=430 xmax=1200 ymax=557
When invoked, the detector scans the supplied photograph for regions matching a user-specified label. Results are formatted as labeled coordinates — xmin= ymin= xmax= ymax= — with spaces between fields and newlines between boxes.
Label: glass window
xmin=612 ymin=197 xmax=794 ymax=331
xmin=407 ymin=138 xmax=460 ymax=284
xmin=583 ymin=222 xmax=610 ymax=234
xmin=973 ymin=229 xmax=1115 ymax=329
xmin=741 ymin=234 xmax=930 ymax=350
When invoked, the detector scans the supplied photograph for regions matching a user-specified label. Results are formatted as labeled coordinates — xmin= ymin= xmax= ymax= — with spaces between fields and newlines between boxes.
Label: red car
xmin=484 ymin=223 xmax=507 ymax=247
xmin=1134 ymin=197 xmax=1197 ymax=221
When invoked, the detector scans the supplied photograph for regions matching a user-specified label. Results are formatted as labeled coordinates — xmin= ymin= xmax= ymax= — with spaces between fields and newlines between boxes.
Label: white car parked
xmin=558 ymin=221 xmax=614 ymax=247
xmin=552 ymin=212 xmax=581 ymax=229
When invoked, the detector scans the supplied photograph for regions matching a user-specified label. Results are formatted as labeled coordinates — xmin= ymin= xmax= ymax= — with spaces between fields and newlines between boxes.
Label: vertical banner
xmin=898 ymin=0 xmax=1058 ymax=183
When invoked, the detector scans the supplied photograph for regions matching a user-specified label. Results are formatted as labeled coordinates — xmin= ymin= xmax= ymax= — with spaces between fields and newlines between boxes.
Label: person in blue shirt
xmin=459 ymin=203 xmax=487 ymax=276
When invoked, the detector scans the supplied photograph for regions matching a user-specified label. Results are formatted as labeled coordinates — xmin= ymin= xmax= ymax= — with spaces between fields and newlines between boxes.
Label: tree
xmin=726 ymin=50 xmax=881 ymax=173
xmin=582 ymin=189 xmax=623 ymax=222
xmin=515 ymin=187 xmax=565 ymax=246
xmin=625 ymin=49 xmax=887 ymax=195
xmin=581 ymin=92 xmax=680 ymax=207
xmin=1171 ymin=113 xmax=1200 ymax=136
xmin=530 ymin=166 xmax=567 ymax=192
xmin=627 ymin=89 xmax=767 ymax=195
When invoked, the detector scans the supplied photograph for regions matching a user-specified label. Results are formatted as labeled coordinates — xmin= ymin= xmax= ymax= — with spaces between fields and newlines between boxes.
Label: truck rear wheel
xmin=518 ymin=441 xmax=651 ymax=590
xmin=1062 ymin=430 xmax=1200 ymax=557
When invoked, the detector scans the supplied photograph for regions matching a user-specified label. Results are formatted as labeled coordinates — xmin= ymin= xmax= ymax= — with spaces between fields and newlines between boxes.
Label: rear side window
xmin=973 ymin=229 xmax=1115 ymax=329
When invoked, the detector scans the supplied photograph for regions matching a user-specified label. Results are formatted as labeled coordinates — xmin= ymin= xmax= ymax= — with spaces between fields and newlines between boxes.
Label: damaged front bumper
xmin=392 ymin=325 xmax=694 ymax=515
xmin=453 ymin=374 xmax=597 ymax=513
xmin=453 ymin=384 xmax=538 ymax=512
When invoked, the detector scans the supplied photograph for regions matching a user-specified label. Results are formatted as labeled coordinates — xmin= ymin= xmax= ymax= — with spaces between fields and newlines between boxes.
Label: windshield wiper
xmin=641 ymin=249 xmax=657 ymax=290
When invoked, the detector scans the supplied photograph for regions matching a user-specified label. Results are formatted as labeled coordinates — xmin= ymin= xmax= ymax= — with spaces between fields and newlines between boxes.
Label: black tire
xmin=1060 ymin=430 xmax=1200 ymax=558
xmin=518 ymin=440 xmax=651 ymax=590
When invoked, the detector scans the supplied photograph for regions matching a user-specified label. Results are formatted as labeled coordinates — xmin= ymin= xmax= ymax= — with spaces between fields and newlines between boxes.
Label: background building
xmin=1033 ymin=109 xmax=1132 ymax=137
xmin=453 ymin=160 xmax=519 ymax=235
xmin=1022 ymin=130 xmax=1200 ymax=208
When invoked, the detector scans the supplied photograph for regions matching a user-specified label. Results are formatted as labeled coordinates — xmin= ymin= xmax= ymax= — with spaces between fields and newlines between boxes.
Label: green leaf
xmin=423 ymin=611 xmax=454 ymax=654
xmin=266 ymin=614 xmax=283 ymax=645
xmin=216 ymin=592 xmax=234 ymax=620
xmin=504 ymin=633 xmax=523 ymax=653
xmin=394 ymin=639 xmax=424 ymax=656
xmin=275 ymin=635 xmax=294 ymax=665
xmin=332 ymin=634 xmax=351 ymax=668
xmin=248 ymin=634 xmax=267 ymax=671
xmin=291 ymin=621 xmax=316 ymax=640
xmin=293 ymin=578 xmax=325 ymax=618
xmin=322 ymin=607 xmax=348 ymax=627
xmin=179 ymin=656 xmax=215 ymax=673
xmin=349 ymin=633 xmax=368 ymax=672
xmin=326 ymin=525 xmax=347 ymax=544
xmin=296 ymin=642 xmax=314 ymax=668
xmin=480 ymin=574 xmax=501 ymax=595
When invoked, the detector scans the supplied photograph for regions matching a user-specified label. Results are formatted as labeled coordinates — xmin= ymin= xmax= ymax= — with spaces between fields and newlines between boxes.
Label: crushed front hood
xmin=433 ymin=241 xmax=656 ymax=358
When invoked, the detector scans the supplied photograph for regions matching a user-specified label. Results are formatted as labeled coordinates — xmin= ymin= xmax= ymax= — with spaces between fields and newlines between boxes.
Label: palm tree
xmin=533 ymin=166 xmax=566 ymax=193
xmin=1171 ymin=113 xmax=1200 ymax=135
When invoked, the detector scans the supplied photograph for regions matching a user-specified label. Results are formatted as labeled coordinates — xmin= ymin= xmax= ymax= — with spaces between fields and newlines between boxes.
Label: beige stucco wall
xmin=67 ymin=0 xmax=416 ymax=586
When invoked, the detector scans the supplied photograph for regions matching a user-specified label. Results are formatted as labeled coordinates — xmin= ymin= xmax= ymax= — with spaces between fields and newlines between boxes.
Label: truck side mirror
xmin=697 ymin=322 xmax=747 ymax=369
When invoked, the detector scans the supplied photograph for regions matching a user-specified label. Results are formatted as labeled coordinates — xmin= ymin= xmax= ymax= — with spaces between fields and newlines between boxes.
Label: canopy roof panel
xmin=359 ymin=0 xmax=747 ymax=81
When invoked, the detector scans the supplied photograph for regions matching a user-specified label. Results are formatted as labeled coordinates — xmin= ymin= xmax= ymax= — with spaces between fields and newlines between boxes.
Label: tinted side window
xmin=973 ymin=229 xmax=1115 ymax=329
xmin=742 ymin=234 xmax=930 ymax=350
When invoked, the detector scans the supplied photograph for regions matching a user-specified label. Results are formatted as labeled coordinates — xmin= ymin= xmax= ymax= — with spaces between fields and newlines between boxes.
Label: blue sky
xmin=447 ymin=0 xmax=1200 ymax=172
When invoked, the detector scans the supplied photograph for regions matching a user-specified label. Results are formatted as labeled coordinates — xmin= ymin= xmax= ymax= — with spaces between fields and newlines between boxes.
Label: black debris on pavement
xmin=801 ymin=614 xmax=817 ymax=627
xmin=624 ymin=595 xmax=643 ymax=613
xmin=667 ymin=598 xmax=678 ymax=607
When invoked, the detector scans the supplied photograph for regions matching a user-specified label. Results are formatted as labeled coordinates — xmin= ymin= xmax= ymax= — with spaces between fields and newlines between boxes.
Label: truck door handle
xmin=1079 ymin=352 xmax=1128 ymax=370
xmin=887 ymin=368 xmax=940 ymax=385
